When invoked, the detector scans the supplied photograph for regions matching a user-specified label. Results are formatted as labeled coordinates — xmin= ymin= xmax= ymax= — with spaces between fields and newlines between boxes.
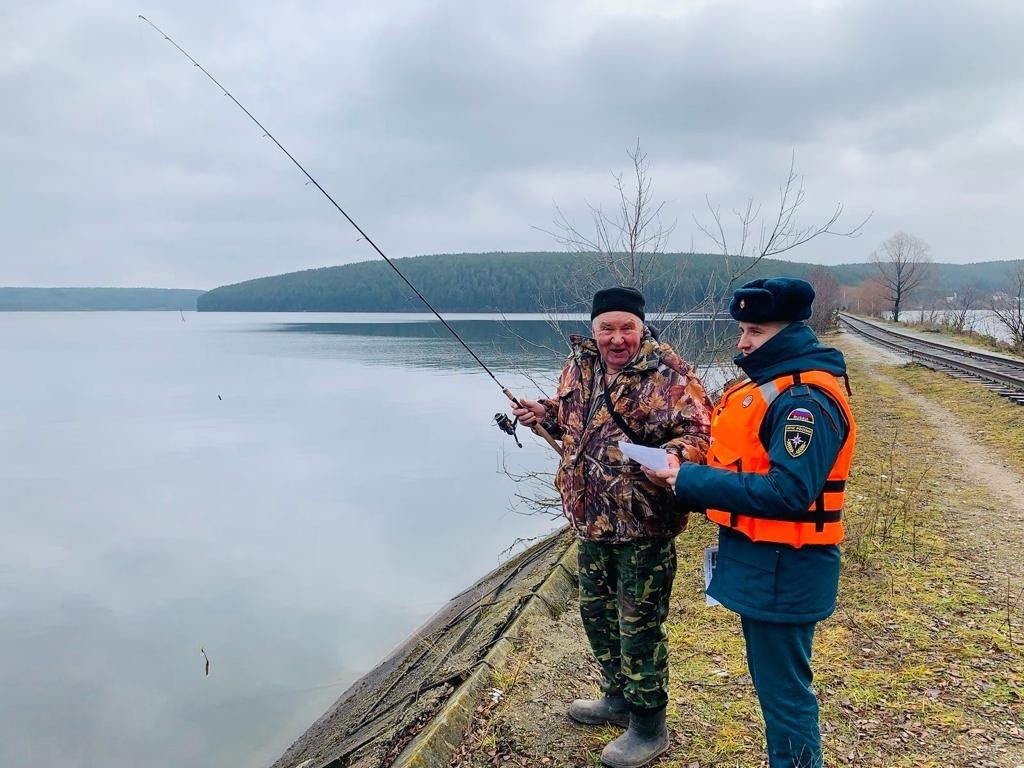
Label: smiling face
xmin=736 ymin=320 xmax=789 ymax=356
xmin=593 ymin=311 xmax=643 ymax=372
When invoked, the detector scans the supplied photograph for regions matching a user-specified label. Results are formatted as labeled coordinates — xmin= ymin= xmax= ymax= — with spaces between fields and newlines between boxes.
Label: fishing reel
xmin=493 ymin=412 xmax=522 ymax=448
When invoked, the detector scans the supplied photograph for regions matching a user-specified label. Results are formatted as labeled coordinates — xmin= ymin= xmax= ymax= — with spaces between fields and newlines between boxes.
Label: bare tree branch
xmin=990 ymin=261 xmax=1024 ymax=352
xmin=943 ymin=285 xmax=979 ymax=334
xmin=871 ymin=231 xmax=933 ymax=322
xmin=503 ymin=147 xmax=867 ymax=518
xmin=806 ymin=267 xmax=842 ymax=335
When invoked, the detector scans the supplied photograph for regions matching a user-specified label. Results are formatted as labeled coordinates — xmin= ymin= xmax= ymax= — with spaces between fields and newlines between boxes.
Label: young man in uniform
xmin=648 ymin=277 xmax=857 ymax=768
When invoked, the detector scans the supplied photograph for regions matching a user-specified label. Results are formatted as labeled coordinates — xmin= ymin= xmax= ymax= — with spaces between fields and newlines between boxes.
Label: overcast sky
xmin=2 ymin=0 xmax=1022 ymax=289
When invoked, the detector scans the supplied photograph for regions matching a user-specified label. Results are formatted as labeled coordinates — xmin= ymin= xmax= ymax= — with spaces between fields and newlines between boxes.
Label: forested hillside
xmin=197 ymin=251 xmax=1023 ymax=313
xmin=829 ymin=260 xmax=1021 ymax=294
xmin=196 ymin=251 xmax=821 ymax=313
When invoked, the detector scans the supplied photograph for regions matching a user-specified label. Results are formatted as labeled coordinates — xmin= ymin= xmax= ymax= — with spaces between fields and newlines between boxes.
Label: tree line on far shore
xmin=195 ymin=249 xmax=1023 ymax=351
xmin=197 ymin=251 xmax=835 ymax=314
xmin=0 ymin=287 xmax=202 ymax=311
xmin=195 ymin=250 xmax=1014 ymax=313
xmin=843 ymin=231 xmax=1024 ymax=352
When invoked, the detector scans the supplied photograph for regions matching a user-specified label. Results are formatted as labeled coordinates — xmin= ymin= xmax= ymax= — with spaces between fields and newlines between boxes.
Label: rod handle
xmin=502 ymin=388 xmax=562 ymax=455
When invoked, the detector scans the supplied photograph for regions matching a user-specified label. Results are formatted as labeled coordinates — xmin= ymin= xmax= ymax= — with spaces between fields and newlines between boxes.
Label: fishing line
xmin=139 ymin=15 xmax=560 ymax=453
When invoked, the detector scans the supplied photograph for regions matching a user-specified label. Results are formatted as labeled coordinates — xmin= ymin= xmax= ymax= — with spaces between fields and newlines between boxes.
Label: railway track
xmin=839 ymin=313 xmax=1024 ymax=405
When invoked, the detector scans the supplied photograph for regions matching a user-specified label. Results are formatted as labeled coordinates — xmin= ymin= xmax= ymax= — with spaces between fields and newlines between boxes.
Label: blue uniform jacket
xmin=675 ymin=323 xmax=850 ymax=623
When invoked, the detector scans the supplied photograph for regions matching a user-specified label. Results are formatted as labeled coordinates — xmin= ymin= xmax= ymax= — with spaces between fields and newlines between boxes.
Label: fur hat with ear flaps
xmin=729 ymin=277 xmax=815 ymax=323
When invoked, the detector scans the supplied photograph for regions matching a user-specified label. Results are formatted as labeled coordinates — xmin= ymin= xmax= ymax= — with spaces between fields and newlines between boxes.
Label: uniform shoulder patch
xmin=784 ymin=423 xmax=813 ymax=457
xmin=786 ymin=407 xmax=815 ymax=424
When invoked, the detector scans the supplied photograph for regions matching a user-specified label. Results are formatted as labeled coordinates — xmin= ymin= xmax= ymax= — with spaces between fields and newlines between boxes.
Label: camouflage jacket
xmin=540 ymin=333 xmax=713 ymax=543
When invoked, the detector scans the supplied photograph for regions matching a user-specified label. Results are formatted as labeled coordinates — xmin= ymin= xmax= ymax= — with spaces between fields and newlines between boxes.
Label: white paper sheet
xmin=617 ymin=441 xmax=669 ymax=471
xmin=703 ymin=545 xmax=722 ymax=607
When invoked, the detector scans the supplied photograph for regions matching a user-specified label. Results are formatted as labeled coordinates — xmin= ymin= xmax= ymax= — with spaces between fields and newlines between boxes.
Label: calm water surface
xmin=0 ymin=311 xmax=726 ymax=768
xmin=897 ymin=308 xmax=1015 ymax=343
xmin=0 ymin=312 xmax=580 ymax=768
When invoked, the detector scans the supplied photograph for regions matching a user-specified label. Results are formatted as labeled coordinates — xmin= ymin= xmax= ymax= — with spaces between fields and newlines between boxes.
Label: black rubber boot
xmin=568 ymin=693 xmax=630 ymax=728
xmin=600 ymin=708 xmax=669 ymax=767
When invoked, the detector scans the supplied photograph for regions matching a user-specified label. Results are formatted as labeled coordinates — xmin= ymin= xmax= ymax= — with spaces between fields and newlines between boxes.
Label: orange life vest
xmin=705 ymin=370 xmax=856 ymax=547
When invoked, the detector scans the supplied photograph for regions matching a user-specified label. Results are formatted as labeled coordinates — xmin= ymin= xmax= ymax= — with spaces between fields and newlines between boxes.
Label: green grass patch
xmin=659 ymin=341 xmax=1024 ymax=767
xmin=455 ymin=338 xmax=1024 ymax=768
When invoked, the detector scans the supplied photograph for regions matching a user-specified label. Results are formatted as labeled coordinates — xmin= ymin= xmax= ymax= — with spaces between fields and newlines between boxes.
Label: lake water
xmin=897 ymin=308 xmax=1015 ymax=343
xmin=0 ymin=312 xmax=727 ymax=768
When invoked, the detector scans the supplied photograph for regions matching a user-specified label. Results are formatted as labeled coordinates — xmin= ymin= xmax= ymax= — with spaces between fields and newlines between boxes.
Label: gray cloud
xmin=2 ymin=0 xmax=1023 ymax=288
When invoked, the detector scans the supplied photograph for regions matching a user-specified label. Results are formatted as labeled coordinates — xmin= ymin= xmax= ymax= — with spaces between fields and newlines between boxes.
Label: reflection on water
xmin=0 ymin=311 xmax=730 ymax=768
xmin=272 ymin=319 xmax=587 ymax=343
xmin=269 ymin=318 xmax=587 ymax=372
xmin=263 ymin=315 xmax=733 ymax=376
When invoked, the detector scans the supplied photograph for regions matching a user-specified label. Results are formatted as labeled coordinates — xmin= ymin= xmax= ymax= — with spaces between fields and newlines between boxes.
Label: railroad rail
xmin=839 ymin=313 xmax=1024 ymax=405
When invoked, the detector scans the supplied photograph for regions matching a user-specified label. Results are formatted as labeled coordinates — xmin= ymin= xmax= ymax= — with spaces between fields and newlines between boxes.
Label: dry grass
xmin=452 ymin=339 xmax=1024 ymax=768
xmin=885 ymin=361 xmax=1024 ymax=477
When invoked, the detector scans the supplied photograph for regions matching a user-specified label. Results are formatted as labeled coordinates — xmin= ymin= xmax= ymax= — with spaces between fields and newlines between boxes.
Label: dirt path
xmin=844 ymin=332 xmax=1024 ymax=597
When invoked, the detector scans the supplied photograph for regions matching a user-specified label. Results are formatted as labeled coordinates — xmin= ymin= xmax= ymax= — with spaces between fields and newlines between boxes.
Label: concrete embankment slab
xmin=271 ymin=527 xmax=578 ymax=768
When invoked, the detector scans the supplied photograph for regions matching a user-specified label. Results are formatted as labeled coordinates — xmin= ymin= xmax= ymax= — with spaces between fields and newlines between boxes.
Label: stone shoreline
xmin=271 ymin=528 xmax=578 ymax=768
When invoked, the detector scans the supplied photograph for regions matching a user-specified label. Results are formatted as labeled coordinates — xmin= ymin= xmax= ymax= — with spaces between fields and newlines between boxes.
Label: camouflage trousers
xmin=577 ymin=537 xmax=677 ymax=712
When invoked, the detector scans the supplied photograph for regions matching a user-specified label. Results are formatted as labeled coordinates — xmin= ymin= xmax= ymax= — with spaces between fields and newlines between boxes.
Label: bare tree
xmin=674 ymin=154 xmax=867 ymax=372
xmin=694 ymin=153 xmax=867 ymax=282
xmin=806 ymin=267 xmax=842 ymax=335
xmin=943 ymin=285 xmax=979 ymax=334
xmin=871 ymin=231 xmax=932 ymax=322
xmin=497 ymin=144 xmax=682 ymax=517
xmin=847 ymin=277 xmax=890 ymax=317
xmin=990 ymin=262 xmax=1024 ymax=352
xmin=690 ymin=157 xmax=867 ymax=305
xmin=529 ymin=143 xmax=696 ymax=390
xmin=921 ymin=297 xmax=943 ymax=327
xmin=536 ymin=149 xmax=868 ymax=382
xmin=504 ymin=150 xmax=868 ymax=518
xmin=495 ymin=143 xmax=682 ymax=393
xmin=538 ymin=139 xmax=676 ymax=301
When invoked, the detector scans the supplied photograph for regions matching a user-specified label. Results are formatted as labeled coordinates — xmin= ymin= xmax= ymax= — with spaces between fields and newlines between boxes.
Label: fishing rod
xmin=138 ymin=15 xmax=560 ymax=455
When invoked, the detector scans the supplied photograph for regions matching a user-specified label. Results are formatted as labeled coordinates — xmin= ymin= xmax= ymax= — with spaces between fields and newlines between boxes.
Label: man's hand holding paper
xmin=642 ymin=455 xmax=681 ymax=490
xmin=617 ymin=441 xmax=681 ymax=490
